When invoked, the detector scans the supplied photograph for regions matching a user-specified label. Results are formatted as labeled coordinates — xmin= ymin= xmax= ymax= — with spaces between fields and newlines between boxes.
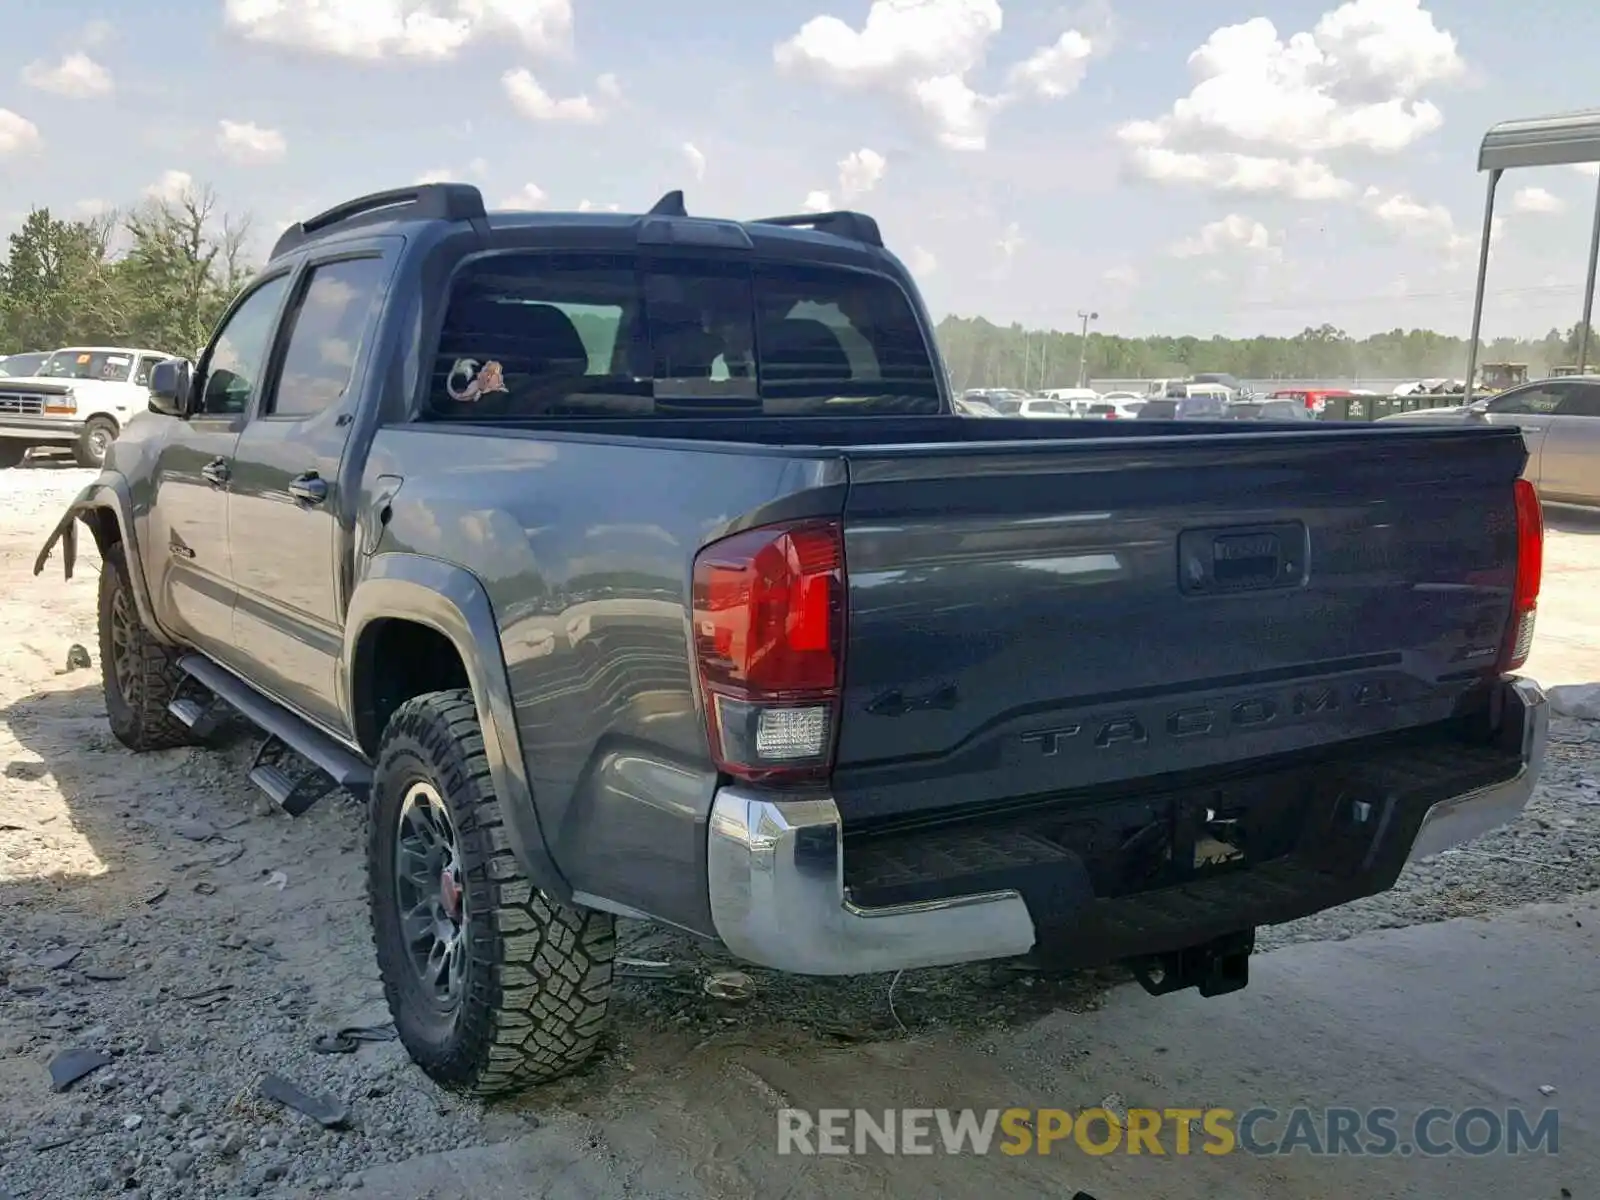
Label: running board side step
xmin=174 ymin=654 xmax=372 ymax=816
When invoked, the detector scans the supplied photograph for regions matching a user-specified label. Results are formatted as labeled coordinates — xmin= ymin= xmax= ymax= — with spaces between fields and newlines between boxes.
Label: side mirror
xmin=1466 ymin=403 xmax=1490 ymax=421
xmin=148 ymin=359 xmax=192 ymax=417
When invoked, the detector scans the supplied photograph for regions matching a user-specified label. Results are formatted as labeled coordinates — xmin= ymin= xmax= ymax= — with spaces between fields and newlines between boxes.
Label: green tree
xmin=0 ymin=208 xmax=120 ymax=352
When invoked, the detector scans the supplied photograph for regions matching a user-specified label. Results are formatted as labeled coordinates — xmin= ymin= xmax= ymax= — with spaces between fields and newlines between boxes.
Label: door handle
xmin=201 ymin=458 xmax=230 ymax=486
xmin=288 ymin=472 xmax=328 ymax=505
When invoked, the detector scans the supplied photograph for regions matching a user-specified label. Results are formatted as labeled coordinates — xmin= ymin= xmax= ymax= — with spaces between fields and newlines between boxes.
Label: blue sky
xmin=1 ymin=0 xmax=1597 ymax=339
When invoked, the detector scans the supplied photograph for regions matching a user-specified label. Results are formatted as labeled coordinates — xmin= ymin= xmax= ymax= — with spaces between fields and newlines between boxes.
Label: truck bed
xmin=372 ymin=416 xmax=1526 ymax=934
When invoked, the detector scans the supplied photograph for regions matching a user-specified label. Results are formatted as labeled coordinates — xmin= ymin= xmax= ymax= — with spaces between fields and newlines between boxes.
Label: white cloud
xmin=224 ymin=0 xmax=573 ymax=60
xmin=75 ymin=198 xmax=112 ymax=217
xmin=0 ymin=110 xmax=41 ymax=156
xmin=801 ymin=146 xmax=889 ymax=213
xmin=502 ymin=68 xmax=603 ymax=122
xmin=21 ymin=53 xmax=113 ymax=98
xmin=682 ymin=142 xmax=706 ymax=181
xmin=1006 ymin=29 xmax=1093 ymax=99
xmin=1170 ymin=214 xmax=1281 ymax=258
xmin=997 ymin=222 xmax=1023 ymax=260
xmin=1358 ymin=185 xmax=1490 ymax=263
xmin=1102 ymin=264 xmax=1139 ymax=288
xmin=417 ymin=160 xmax=488 ymax=184
xmin=774 ymin=0 xmax=1100 ymax=151
xmin=838 ymin=147 xmax=887 ymax=198
xmin=145 ymin=170 xmax=194 ymax=203
xmin=1120 ymin=0 xmax=1463 ymax=199
xmin=906 ymin=245 xmax=936 ymax=275
xmin=576 ymin=199 xmax=621 ymax=212
xmin=1510 ymin=185 xmax=1564 ymax=214
xmin=1123 ymin=146 xmax=1354 ymax=200
xmin=217 ymin=119 xmax=287 ymax=165
xmin=500 ymin=183 xmax=548 ymax=209
xmin=596 ymin=72 xmax=622 ymax=102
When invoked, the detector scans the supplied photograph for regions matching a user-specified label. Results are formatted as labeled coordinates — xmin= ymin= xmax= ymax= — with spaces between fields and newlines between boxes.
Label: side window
xmin=267 ymin=257 xmax=388 ymax=418
xmin=200 ymin=276 xmax=291 ymax=416
xmin=134 ymin=356 xmax=164 ymax=387
xmin=1554 ymin=384 xmax=1600 ymax=417
xmin=1487 ymin=385 xmax=1563 ymax=416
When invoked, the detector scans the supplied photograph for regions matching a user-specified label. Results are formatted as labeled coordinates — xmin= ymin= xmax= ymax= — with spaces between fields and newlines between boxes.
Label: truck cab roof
xmin=267 ymin=185 xmax=898 ymax=278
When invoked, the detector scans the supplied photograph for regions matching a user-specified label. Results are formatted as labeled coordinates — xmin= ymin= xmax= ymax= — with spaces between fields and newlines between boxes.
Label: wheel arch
xmin=343 ymin=553 xmax=568 ymax=899
xmin=34 ymin=476 xmax=173 ymax=644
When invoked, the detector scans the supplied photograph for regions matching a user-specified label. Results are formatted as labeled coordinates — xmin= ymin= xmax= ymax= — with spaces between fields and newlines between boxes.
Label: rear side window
xmin=1555 ymin=385 xmax=1600 ymax=417
xmin=427 ymin=252 xmax=940 ymax=419
xmin=267 ymin=257 xmax=388 ymax=418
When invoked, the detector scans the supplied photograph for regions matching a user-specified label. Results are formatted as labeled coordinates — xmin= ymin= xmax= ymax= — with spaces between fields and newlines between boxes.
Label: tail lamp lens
xmin=691 ymin=520 xmax=844 ymax=784
xmin=1501 ymin=478 xmax=1542 ymax=671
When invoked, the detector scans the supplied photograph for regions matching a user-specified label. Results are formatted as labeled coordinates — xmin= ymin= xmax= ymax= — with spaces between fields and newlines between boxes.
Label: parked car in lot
xmin=0 ymin=351 xmax=49 ymax=378
xmin=38 ymin=182 xmax=1550 ymax=1098
xmin=1269 ymin=387 xmax=1350 ymax=416
xmin=1379 ymin=375 xmax=1600 ymax=506
xmin=1137 ymin=388 xmax=1230 ymax=419
xmin=1017 ymin=397 xmax=1078 ymax=418
xmin=0 ymin=346 xmax=181 ymax=467
xmin=1081 ymin=398 xmax=1144 ymax=420
xmin=1226 ymin=399 xmax=1313 ymax=421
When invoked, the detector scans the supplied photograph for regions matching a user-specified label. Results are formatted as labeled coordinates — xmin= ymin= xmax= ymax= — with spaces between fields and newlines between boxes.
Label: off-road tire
xmin=0 ymin=443 xmax=27 ymax=468
xmin=98 ymin=544 xmax=194 ymax=751
xmin=75 ymin=416 xmax=118 ymax=468
xmin=368 ymin=689 xmax=614 ymax=1097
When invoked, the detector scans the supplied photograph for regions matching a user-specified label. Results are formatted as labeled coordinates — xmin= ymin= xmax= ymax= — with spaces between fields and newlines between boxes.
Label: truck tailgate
xmin=832 ymin=425 xmax=1527 ymax=824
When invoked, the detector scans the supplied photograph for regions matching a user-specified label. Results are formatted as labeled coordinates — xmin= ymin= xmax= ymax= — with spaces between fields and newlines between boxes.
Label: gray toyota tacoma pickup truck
xmin=36 ymin=183 xmax=1549 ymax=1097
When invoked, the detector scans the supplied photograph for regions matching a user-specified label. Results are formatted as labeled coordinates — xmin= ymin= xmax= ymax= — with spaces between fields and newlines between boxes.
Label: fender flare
xmin=342 ymin=554 xmax=568 ymax=899
xmin=33 ymin=474 xmax=173 ymax=643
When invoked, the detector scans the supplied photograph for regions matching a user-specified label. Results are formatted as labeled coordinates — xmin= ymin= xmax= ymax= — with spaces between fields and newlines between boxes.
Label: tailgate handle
xmin=1212 ymin=533 xmax=1281 ymax=586
xmin=1179 ymin=522 xmax=1305 ymax=595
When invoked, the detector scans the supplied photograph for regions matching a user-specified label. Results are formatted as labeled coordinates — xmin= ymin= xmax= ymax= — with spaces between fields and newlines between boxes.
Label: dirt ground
xmin=1 ymin=463 xmax=1596 ymax=1200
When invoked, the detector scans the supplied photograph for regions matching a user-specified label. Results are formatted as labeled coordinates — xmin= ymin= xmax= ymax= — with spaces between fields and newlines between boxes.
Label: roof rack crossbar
xmin=748 ymin=210 xmax=884 ymax=248
xmin=271 ymin=183 xmax=487 ymax=259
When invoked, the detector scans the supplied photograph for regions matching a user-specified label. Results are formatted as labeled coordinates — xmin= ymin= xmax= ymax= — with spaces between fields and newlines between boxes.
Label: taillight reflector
xmin=1501 ymin=478 xmax=1543 ymax=671
xmin=691 ymin=520 xmax=845 ymax=784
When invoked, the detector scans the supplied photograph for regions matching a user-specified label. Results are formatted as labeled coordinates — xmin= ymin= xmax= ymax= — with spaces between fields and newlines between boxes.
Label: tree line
xmin=938 ymin=316 xmax=1600 ymax=392
xmin=3 ymin=183 xmax=1594 ymax=386
xmin=0 ymin=184 xmax=253 ymax=361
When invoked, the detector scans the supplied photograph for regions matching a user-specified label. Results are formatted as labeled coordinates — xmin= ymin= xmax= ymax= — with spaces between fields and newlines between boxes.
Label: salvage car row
xmin=0 ymin=344 xmax=184 ymax=468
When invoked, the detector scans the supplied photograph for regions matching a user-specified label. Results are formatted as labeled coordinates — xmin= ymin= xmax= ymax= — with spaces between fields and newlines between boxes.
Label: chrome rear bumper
xmin=1406 ymin=675 xmax=1548 ymax=861
xmin=707 ymin=792 xmax=1035 ymax=976
xmin=706 ymin=676 xmax=1549 ymax=977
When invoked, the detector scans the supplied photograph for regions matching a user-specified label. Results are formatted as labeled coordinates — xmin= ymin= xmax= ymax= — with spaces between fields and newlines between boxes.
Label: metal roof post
xmin=1580 ymin=170 xmax=1600 ymax=372
xmin=1463 ymin=168 xmax=1502 ymax=405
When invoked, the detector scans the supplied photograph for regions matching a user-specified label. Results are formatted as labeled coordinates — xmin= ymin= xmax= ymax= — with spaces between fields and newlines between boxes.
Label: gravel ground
xmin=1 ymin=462 xmax=1596 ymax=1200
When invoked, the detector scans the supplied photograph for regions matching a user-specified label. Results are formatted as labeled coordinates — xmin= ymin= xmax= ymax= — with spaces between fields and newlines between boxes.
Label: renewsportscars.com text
xmin=777 ymin=1106 xmax=1559 ymax=1157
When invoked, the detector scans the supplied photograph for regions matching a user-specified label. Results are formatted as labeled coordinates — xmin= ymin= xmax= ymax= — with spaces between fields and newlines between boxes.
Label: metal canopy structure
xmin=1465 ymin=108 xmax=1600 ymax=401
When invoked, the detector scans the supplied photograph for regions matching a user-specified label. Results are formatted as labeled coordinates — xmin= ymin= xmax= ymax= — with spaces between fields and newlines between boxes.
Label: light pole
xmin=1076 ymin=310 xmax=1098 ymax=388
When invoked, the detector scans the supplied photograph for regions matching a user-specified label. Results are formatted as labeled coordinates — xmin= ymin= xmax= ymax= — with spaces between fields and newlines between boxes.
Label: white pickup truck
xmin=0 ymin=346 xmax=181 ymax=468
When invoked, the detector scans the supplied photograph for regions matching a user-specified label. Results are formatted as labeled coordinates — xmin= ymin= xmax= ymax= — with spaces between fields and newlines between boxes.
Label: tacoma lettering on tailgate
xmin=1018 ymin=678 xmax=1398 ymax=757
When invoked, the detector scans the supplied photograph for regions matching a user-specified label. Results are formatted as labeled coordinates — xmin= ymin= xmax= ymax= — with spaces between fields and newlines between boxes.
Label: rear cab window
xmin=426 ymin=252 xmax=941 ymax=419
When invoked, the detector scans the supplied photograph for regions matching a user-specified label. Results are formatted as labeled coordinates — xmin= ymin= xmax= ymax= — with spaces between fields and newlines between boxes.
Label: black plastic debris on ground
xmin=48 ymin=1047 xmax=111 ymax=1093
xmin=259 ymin=1073 xmax=350 ymax=1128
xmin=312 ymin=1023 xmax=397 ymax=1055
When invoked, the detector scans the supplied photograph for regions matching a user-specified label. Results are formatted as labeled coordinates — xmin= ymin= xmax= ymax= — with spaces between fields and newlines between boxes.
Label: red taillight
xmin=691 ymin=520 xmax=845 ymax=784
xmin=1501 ymin=478 xmax=1543 ymax=671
